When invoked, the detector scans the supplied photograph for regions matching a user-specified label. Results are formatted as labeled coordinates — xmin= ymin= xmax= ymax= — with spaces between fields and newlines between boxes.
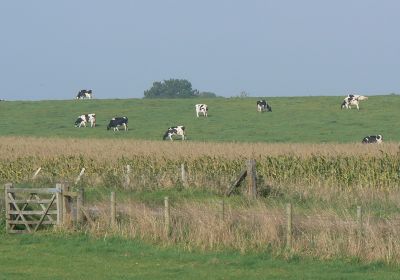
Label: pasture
xmin=1 ymin=233 xmax=399 ymax=280
xmin=0 ymin=95 xmax=399 ymax=142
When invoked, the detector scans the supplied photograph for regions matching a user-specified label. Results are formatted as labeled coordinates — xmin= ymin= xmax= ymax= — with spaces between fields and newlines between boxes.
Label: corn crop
xmin=0 ymin=137 xmax=399 ymax=193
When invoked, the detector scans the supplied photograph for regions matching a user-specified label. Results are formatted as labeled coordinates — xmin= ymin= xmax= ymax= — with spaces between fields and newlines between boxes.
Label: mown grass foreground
xmin=0 ymin=95 xmax=399 ymax=143
xmin=0 ymin=233 xmax=399 ymax=280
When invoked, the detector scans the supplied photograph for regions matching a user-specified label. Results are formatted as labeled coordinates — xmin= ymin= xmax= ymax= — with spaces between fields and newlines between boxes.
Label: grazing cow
xmin=362 ymin=135 xmax=383 ymax=144
xmin=256 ymin=99 xmax=272 ymax=112
xmin=195 ymin=104 xmax=208 ymax=117
xmin=76 ymin=89 xmax=93 ymax=99
xmin=163 ymin=126 xmax=186 ymax=141
xmin=341 ymin=94 xmax=368 ymax=110
xmin=107 ymin=117 xmax=128 ymax=131
xmin=74 ymin=113 xmax=96 ymax=128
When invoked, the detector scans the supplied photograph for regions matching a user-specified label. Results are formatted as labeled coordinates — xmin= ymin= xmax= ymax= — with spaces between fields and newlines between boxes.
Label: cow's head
xmin=74 ymin=117 xmax=83 ymax=127
xmin=340 ymin=100 xmax=347 ymax=109
xmin=162 ymin=129 xmax=172 ymax=140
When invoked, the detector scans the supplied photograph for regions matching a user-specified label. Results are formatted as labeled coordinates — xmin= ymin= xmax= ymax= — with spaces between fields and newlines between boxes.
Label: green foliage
xmin=197 ymin=91 xmax=218 ymax=98
xmin=0 ymin=234 xmax=398 ymax=279
xmin=144 ymin=79 xmax=198 ymax=98
xmin=2 ymin=154 xmax=398 ymax=192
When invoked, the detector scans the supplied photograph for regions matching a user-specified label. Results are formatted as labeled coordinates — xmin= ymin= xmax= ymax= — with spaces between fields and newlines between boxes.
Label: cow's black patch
xmin=107 ymin=117 xmax=128 ymax=131
xmin=362 ymin=135 xmax=382 ymax=144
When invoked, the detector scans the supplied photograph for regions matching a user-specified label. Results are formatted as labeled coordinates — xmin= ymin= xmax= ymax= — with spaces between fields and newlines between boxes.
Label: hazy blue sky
xmin=1 ymin=1 xmax=399 ymax=100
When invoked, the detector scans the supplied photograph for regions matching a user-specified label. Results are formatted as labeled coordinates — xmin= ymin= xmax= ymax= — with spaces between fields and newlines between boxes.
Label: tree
xmin=144 ymin=79 xmax=198 ymax=98
xmin=239 ymin=91 xmax=250 ymax=98
xmin=197 ymin=91 xmax=217 ymax=98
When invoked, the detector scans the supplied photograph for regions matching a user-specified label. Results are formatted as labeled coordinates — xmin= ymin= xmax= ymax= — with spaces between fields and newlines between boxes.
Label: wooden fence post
xmin=76 ymin=188 xmax=84 ymax=224
xmin=31 ymin=167 xmax=41 ymax=180
xmin=164 ymin=197 xmax=170 ymax=237
xmin=246 ymin=159 xmax=257 ymax=199
xmin=75 ymin=168 xmax=85 ymax=185
xmin=56 ymin=183 xmax=63 ymax=226
xmin=181 ymin=163 xmax=188 ymax=187
xmin=62 ymin=184 xmax=73 ymax=226
xmin=124 ymin=165 xmax=131 ymax=187
xmin=286 ymin=203 xmax=293 ymax=250
xmin=111 ymin=192 xmax=116 ymax=227
xmin=4 ymin=183 xmax=13 ymax=233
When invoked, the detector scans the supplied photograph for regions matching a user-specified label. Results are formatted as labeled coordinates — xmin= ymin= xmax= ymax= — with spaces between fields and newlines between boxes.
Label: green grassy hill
xmin=0 ymin=95 xmax=399 ymax=143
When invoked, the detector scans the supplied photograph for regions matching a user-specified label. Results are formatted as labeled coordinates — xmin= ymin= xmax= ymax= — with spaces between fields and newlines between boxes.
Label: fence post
xmin=124 ymin=165 xmax=131 ymax=188
xmin=4 ymin=183 xmax=13 ymax=233
xmin=246 ymin=159 xmax=257 ymax=199
xmin=286 ymin=203 xmax=293 ymax=250
xmin=62 ymin=184 xmax=72 ymax=226
xmin=111 ymin=192 xmax=116 ymax=227
xmin=76 ymin=188 xmax=84 ymax=224
xmin=181 ymin=163 xmax=188 ymax=187
xmin=164 ymin=197 xmax=170 ymax=237
xmin=31 ymin=167 xmax=41 ymax=180
xmin=75 ymin=168 xmax=85 ymax=185
xmin=56 ymin=183 xmax=63 ymax=226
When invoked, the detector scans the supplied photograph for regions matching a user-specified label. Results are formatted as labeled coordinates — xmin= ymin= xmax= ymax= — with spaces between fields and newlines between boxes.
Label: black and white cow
xmin=362 ymin=135 xmax=383 ymax=144
xmin=341 ymin=94 xmax=368 ymax=110
xmin=74 ymin=113 xmax=96 ymax=128
xmin=256 ymin=99 xmax=272 ymax=112
xmin=195 ymin=104 xmax=208 ymax=117
xmin=76 ymin=89 xmax=93 ymax=99
xmin=107 ymin=117 xmax=128 ymax=131
xmin=163 ymin=126 xmax=186 ymax=141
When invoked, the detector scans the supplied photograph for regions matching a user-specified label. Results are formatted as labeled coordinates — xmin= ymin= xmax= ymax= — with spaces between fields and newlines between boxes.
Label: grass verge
xmin=0 ymin=233 xmax=399 ymax=280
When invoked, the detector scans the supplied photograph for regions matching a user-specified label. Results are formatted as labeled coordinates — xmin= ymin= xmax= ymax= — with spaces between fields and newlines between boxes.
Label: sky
xmin=1 ymin=0 xmax=399 ymax=100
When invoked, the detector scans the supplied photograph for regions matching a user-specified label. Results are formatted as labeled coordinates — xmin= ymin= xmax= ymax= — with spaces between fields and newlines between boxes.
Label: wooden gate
xmin=4 ymin=183 xmax=80 ymax=233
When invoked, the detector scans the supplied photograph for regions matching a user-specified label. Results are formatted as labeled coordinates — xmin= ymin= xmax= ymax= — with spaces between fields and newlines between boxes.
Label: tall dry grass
xmin=1 ymin=137 xmax=399 ymax=210
xmin=80 ymin=200 xmax=400 ymax=263
xmin=1 ymin=136 xmax=399 ymax=160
